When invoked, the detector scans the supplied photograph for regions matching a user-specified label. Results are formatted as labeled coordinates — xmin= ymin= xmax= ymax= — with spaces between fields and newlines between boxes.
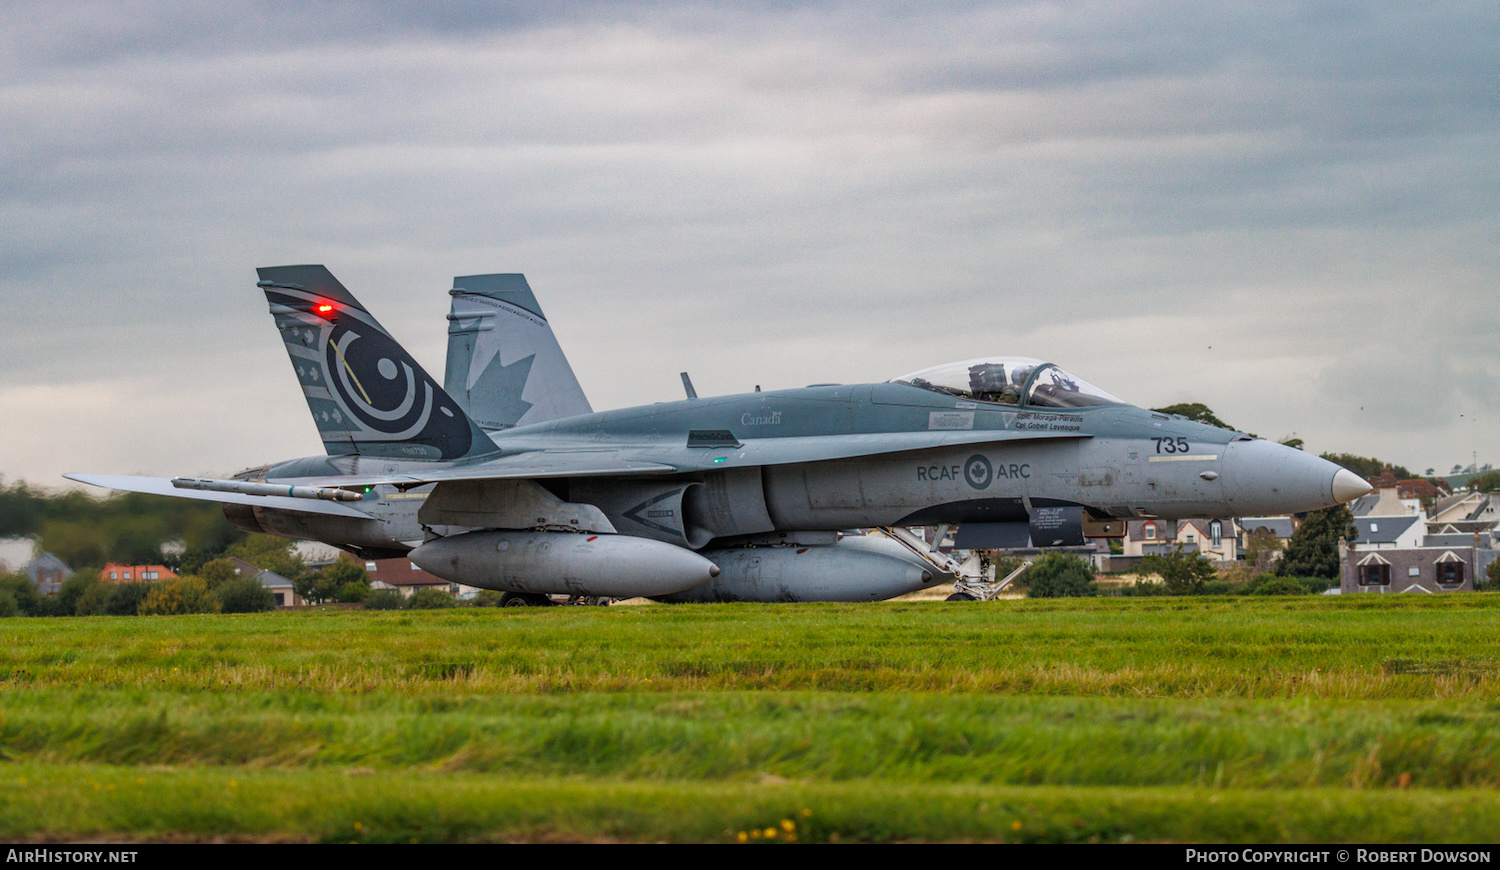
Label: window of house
xmin=1210 ymin=521 xmax=1222 ymax=545
xmin=1359 ymin=564 xmax=1390 ymax=585
xmin=365 ymin=561 xmax=378 ymax=571
xmin=1144 ymin=523 xmax=1157 ymax=540
xmin=122 ymin=571 xmax=132 ymax=580
xmin=1437 ymin=562 xmax=1465 ymax=585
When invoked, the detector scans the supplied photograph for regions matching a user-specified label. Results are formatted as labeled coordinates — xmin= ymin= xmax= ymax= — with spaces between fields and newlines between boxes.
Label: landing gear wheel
xmin=500 ymin=592 xmax=554 ymax=607
xmin=945 ymin=592 xmax=977 ymax=601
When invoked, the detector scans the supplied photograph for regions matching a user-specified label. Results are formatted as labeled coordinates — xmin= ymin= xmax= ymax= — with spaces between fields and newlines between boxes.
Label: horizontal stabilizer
xmin=64 ymin=473 xmax=373 ymax=518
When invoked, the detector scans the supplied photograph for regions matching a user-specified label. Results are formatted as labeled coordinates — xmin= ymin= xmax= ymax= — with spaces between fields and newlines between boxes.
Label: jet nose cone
xmin=1332 ymin=468 xmax=1373 ymax=504
xmin=1221 ymin=439 xmax=1365 ymax=516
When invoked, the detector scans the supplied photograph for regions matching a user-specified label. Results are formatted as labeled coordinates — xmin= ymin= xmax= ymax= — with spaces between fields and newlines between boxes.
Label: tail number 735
xmin=1152 ymin=437 xmax=1191 ymax=454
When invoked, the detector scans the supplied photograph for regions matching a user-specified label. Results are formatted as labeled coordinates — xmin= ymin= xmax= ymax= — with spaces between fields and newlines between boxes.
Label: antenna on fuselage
xmin=680 ymin=372 xmax=698 ymax=400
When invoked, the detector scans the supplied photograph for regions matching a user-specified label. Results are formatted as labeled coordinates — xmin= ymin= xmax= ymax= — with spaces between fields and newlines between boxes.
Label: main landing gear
xmin=498 ymin=592 xmax=612 ymax=607
xmin=876 ymin=526 xmax=1033 ymax=601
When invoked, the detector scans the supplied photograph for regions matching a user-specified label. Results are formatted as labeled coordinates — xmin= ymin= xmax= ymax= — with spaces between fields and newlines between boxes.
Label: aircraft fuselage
xmin=233 ymin=381 xmax=1350 ymax=557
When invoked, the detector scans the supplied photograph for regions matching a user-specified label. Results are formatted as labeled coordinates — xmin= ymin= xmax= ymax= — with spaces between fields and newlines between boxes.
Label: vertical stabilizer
xmin=444 ymin=274 xmax=592 ymax=431
xmin=257 ymin=265 xmax=498 ymax=462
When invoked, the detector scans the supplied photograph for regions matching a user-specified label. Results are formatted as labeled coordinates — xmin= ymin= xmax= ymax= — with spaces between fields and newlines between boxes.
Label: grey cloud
xmin=0 ymin=2 xmax=1492 ymax=483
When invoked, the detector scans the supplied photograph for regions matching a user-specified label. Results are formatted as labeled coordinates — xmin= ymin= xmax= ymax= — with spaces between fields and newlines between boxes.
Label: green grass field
xmin=2 ymin=595 xmax=1498 ymax=842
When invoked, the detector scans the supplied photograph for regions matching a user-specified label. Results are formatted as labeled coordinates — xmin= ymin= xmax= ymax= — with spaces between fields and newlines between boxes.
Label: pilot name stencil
xmin=1011 ymin=411 xmax=1082 ymax=432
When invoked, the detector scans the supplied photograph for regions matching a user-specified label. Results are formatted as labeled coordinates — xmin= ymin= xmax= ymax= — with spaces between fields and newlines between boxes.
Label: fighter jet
xmin=68 ymin=265 xmax=1372 ymax=604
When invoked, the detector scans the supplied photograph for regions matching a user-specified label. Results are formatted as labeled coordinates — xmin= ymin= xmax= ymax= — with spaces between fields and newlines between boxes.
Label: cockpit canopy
xmin=890 ymin=356 xmax=1123 ymax=409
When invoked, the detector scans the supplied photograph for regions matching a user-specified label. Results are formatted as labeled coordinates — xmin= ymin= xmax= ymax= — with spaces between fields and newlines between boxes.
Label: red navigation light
xmin=314 ymin=302 xmax=335 ymax=315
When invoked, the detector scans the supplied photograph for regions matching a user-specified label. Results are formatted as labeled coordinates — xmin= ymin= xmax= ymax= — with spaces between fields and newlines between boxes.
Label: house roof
xmin=24 ymin=552 xmax=72 ymax=582
xmin=1238 ymin=517 xmax=1295 ymax=538
xmin=226 ymin=557 xmax=294 ymax=590
xmin=1351 ymin=515 xmax=1420 ymax=545
xmin=1429 ymin=492 xmax=1476 ymax=521
xmin=1465 ymin=494 xmax=1497 ymax=521
xmin=1127 ymin=519 xmax=1173 ymax=542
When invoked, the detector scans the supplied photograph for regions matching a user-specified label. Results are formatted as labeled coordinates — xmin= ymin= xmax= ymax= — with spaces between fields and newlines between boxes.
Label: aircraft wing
xmin=63 ymin=473 xmax=375 ymax=518
xmin=279 ymin=428 xmax=1087 ymax=487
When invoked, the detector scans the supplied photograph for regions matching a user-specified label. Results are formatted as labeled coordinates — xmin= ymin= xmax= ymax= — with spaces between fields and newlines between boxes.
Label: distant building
xmin=1348 ymin=514 xmax=1425 ymax=551
xmin=100 ymin=563 xmax=177 ymax=583
xmin=1341 ymin=538 xmax=1497 ymax=594
xmin=1121 ymin=518 xmax=1237 ymax=563
xmin=225 ymin=557 xmax=302 ymax=607
xmin=24 ymin=552 xmax=73 ymax=595
xmin=1349 ymin=487 xmax=1422 ymax=518
xmin=344 ymin=554 xmax=454 ymax=598
xmin=1427 ymin=492 xmax=1499 ymax=529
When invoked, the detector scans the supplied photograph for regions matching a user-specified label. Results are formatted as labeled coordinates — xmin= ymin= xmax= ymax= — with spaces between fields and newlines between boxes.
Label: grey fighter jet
xmin=69 ymin=265 xmax=1372 ymax=603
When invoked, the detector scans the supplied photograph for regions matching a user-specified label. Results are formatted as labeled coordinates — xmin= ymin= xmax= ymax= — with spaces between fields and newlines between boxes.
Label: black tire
xmin=500 ymin=592 xmax=553 ymax=607
xmin=945 ymin=592 xmax=978 ymax=602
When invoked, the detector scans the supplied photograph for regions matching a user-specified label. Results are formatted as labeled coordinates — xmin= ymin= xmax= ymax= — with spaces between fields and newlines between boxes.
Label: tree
xmin=103 ymin=582 xmax=152 ymax=616
xmin=406 ymin=587 xmax=456 ymax=609
xmin=1242 ymin=529 xmax=1284 ymax=571
xmin=1319 ymin=453 xmax=1413 ymax=482
xmin=1138 ymin=546 xmax=1217 ymax=595
xmin=1023 ymin=553 xmax=1098 ymax=598
xmin=1468 ymin=471 xmax=1500 ymax=493
xmin=1152 ymin=403 xmax=1233 ymax=431
xmin=301 ymin=558 xmax=369 ymax=604
xmin=214 ymin=576 xmax=276 ymax=613
xmin=336 ymin=582 xmax=370 ymax=604
xmin=74 ymin=581 xmax=111 ymax=616
xmin=226 ymin=536 xmax=307 ymax=583
xmin=55 ymin=571 xmax=101 ymax=616
xmin=0 ymin=572 xmax=45 ymax=616
xmin=1276 ymin=505 xmax=1356 ymax=579
xmin=138 ymin=577 xmax=221 ymax=615
xmin=364 ymin=589 xmax=404 ymax=610
xmin=195 ymin=558 xmax=242 ymax=589
xmin=1250 ymin=576 xmax=1308 ymax=596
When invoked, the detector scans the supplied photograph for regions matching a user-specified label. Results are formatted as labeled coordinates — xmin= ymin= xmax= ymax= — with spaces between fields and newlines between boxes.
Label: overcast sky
xmin=2 ymin=1 xmax=1493 ymax=489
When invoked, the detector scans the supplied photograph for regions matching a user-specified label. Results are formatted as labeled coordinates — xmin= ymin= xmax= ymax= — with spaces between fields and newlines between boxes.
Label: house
xmin=345 ymin=554 xmax=454 ymax=598
xmin=1341 ymin=538 xmax=1497 ymax=594
xmin=1176 ymin=518 xmax=1238 ymax=562
xmin=1427 ymin=491 xmax=1499 ymax=529
xmin=225 ymin=557 xmax=303 ymax=607
xmin=1236 ymin=516 xmax=1296 ymax=569
xmin=24 ymin=552 xmax=73 ymax=595
xmin=1121 ymin=518 xmax=1237 ymax=562
xmin=1237 ymin=516 xmax=1296 ymax=541
xmin=100 ymin=563 xmax=177 ymax=583
xmin=1349 ymin=487 xmax=1422 ymax=518
xmin=1122 ymin=519 xmax=1179 ymax=557
xmin=1348 ymin=514 xmax=1425 ymax=550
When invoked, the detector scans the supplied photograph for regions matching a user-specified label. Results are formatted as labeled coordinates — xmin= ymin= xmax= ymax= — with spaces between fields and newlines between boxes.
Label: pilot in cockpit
xmin=968 ymin=363 xmax=1021 ymax=405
